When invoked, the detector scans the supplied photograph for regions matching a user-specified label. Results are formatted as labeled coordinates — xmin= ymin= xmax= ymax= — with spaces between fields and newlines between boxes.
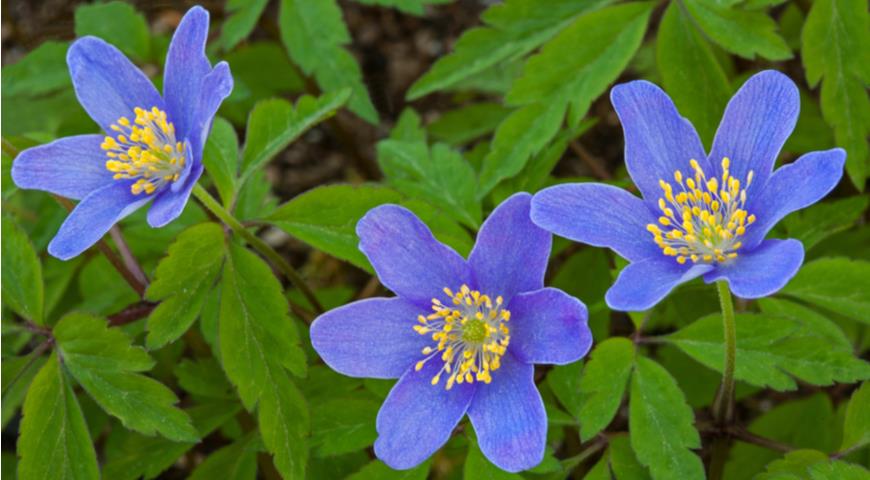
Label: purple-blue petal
xmin=467 ymin=354 xmax=546 ymax=472
xmin=163 ymin=6 xmax=212 ymax=144
xmin=67 ymin=37 xmax=163 ymax=132
xmin=610 ymin=80 xmax=709 ymax=208
xmin=310 ymin=297 xmax=428 ymax=379
xmin=146 ymin=162 xmax=203 ymax=228
xmin=703 ymin=239 xmax=804 ymax=299
xmin=357 ymin=205 xmax=471 ymax=307
xmin=374 ymin=360 xmax=474 ymax=469
xmin=469 ymin=193 xmax=551 ymax=303
xmin=531 ymin=183 xmax=660 ymax=262
xmin=606 ymin=258 xmax=713 ymax=311
xmin=507 ymin=288 xmax=592 ymax=365
xmin=742 ymin=148 xmax=845 ymax=249
xmin=708 ymin=70 xmax=799 ymax=187
xmin=47 ymin=181 xmax=149 ymax=260
xmin=11 ymin=135 xmax=112 ymax=200
xmin=188 ymin=61 xmax=233 ymax=155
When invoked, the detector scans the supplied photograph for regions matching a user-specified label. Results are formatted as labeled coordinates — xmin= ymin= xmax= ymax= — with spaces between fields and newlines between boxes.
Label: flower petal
xmin=48 ymin=181 xmax=149 ymax=260
xmin=163 ymin=6 xmax=212 ymax=143
xmin=11 ymin=135 xmax=113 ymax=200
xmin=531 ymin=183 xmax=660 ymax=262
xmin=188 ymin=61 xmax=233 ymax=154
xmin=357 ymin=205 xmax=471 ymax=307
xmin=374 ymin=361 xmax=474 ymax=469
xmin=703 ymin=239 xmax=804 ymax=299
xmin=605 ymin=258 xmax=713 ymax=311
xmin=469 ymin=193 xmax=551 ymax=302
xmin=507 ymin=288 xmax=592 ymax=365
xmin=146 ymin=162 xmax=203 ymax=228
xmin=310 ymin=297 xmax=429 ymax=379
xmin=467 ymin=354 xmax=546 ymax=472
xmin=708 ymin=70 xmax=799 ymax=187
xmin=742 ymin=148 xmax=845 ymax=249
xmin=67 ymin=37 xmax=164 ymax=132
xmin=610 ymin=80 xmax=708 ymax=207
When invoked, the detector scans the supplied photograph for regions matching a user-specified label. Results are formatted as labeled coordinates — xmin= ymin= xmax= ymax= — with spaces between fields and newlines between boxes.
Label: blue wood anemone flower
xmin=310 ymin=193 xmax=592 ymax=472
xmin=12 ymin=6 xmax=232 ymax=260
xmin=531 ymin=70 xmax=845 ymax=312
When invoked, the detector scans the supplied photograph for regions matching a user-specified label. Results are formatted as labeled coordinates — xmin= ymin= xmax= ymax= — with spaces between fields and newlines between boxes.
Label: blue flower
xmin=531 ymin=70 xmax=845 ymax=311
xmin=310 ymin=193 xmax=592 ymax=472
xmin=11 ymin=6 xmax=232 ymax=260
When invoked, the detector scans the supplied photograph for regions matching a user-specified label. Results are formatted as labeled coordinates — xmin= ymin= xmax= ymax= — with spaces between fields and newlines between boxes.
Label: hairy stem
xmin=713 ymin=280 xmax=737 ymax=424
xmin=192 ymin=184 xmax=324 ymax=315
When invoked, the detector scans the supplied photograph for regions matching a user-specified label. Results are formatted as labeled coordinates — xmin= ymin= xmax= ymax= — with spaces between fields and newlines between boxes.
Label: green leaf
xmin=579 ymin=337 xmax=635 ymax=441
xmin=54 ymin=313 xmax=199 ymax=442
xmin=217 ymin=0 xmax=269 ymax=51
xmin=101 ymin=400 xmax=241 ymax=480
xmin=629 ymin=356 xmax=703 ymax=480
xmin=189 ymin=432 xmax=260 ymax=480
xmin=311 ymin=397 xmax=379 ymax=457
xmin=667 ymin=312 xmax=870 ymax=390
xmin=428 ymin=102 xmax=512 ymax=146
xmin=353 ymin=0 xmax=452 ymax=15
xmin=240 ymin=91 xmax=351 ymax=188
xmin=377 ymin=137 xmax=482 ymax=228
xmin=348 ymin=459 xmax=431 ymax=480
xmin=782 ymin=196 xmax=869 ymax=250
xmin=781 ymin=257 xmax=870 ymax=323
xmin=17 ymin=353 xmax=99 ymax=480
xmin=278 ymin=0 xmax=378 ymax=122
xmin=1 ymin=41 xmax=70 ymax=97
xmin=508 ymin=2 xmax=653 ymax=122
xmin=219 ymin=243 xmax=308 ymax=478
xmin=656 ymin=1 xmax=731 ymax=146
xmin=725 ymin=394 xmax=836 ymax=479
xmin=609 ymin=433 xmax=651 ymax=480
xmin=2 ymin=353 xmax=46 ymax=428
xmin=144 ymin=223 xmax=226 ymax=348
xmin=809 ymin=459 xmax=870 ymax=479
xmin=547 ymin=361 xmax=584 ymax=421
xmin=201 ymin=117 xmax=240 ymax=207
xmin=266 ymin=184 xmax=404 ymax=271
xmin=265 ymin=184 xmax=473 ymax=272
xmin=464 ymin=439 xmax=523 ymax=479
xmin=802 ymin=0 xmax=870 ymax=187
xmin=757 ymin=449 xmax=830 ymax=480
xmin=478 ymin=102 xmax=565 ymax=196
xmin=1 ymin=217 xmax=43 ymax=324
xmin=683 ymin=0 xmax=791 ymax=60
xmin=841 ymin=382 xmax=870 ymax=451
xmin=74 ymin=1 xmax=150 ymax=61
xmin=174 ymin=357 xmax=233 ymax=399
xmin=406 ymin=0 xmax=609 ymax=99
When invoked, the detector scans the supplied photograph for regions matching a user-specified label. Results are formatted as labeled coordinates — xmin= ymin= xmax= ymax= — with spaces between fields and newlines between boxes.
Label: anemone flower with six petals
xmin=12 ymin=6 xmax=232 ymax=260
xmin=310 ymin=193 xmax=592 ymax=472
xmin=531 ymin=70 xmax=844 ymax=311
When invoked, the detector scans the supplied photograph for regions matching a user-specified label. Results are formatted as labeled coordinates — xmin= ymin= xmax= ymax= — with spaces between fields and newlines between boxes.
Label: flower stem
xmin=712 ymin=280 xmax=736 ymax=425
xmin=192 ymin=184 xmax=324 ymax=315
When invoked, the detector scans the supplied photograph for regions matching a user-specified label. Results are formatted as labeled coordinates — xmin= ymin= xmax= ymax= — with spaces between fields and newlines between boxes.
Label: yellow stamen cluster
xmin=413 ymin=285 xmax=511 ymax=390
xmin=101 ymin=106 xmax=186 ymax=195
xmin=647 ymin=157 xmax=756 ymax=264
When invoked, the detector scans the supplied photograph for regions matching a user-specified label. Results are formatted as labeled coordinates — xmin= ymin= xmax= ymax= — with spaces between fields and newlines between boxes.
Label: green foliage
xmin=145 ymin=222 xmax=226 ymax=348
xmin=629 ymin=356 xmax=704 ymax=480
xmin=219 ymin=243 xmax=308 ymax=478
xmin=278 ymin=0 xmax=378 ymax=123
xmin=1 ymin=217 xmax=43 ymax=324
xmin=74 ymin=1 xmax=151 ymax=61
xmin=54 ymin=313 xmax=199 ymax=441
xmin=17 ymin=354 xmax=99 ymax=480
xmin=4 ymin=0 xmax=870 ymax=478
xmin=802 ymin=0 xmax=870 ymax=187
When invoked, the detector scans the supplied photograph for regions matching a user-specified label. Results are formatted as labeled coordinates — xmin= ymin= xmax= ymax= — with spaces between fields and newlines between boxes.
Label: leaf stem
xmin=192 ymin=184 xmax=324 ymax=315
xmin=712 ymin=280 xmax=736 ymax=425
